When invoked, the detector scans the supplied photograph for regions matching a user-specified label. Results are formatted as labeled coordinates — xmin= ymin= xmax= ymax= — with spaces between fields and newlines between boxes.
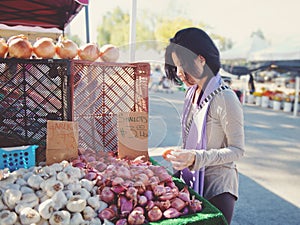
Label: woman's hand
xmin=164 ymin=149 xmax=196 ymax=170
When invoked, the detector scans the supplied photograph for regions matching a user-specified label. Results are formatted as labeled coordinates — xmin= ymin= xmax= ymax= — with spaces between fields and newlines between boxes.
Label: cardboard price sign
xmin=46 ymin=120 xmax=79 ymax=165
xmin=117 ymin=112 xmax=149 ymax=160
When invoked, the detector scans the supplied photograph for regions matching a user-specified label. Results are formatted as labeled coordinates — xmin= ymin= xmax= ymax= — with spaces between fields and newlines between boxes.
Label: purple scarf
xmin=180 ymin=73 xmax=222 ymax=196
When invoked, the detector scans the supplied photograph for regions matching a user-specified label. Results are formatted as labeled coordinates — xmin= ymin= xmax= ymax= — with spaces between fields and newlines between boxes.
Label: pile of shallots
xmin=0 ymin=149 xmax=202 ymax=225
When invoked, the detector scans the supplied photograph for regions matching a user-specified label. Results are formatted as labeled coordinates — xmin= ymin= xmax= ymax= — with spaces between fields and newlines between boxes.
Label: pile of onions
xmin=72 ymin=149 xmax=203 ymax=224
xmin=33 ymin=37 xmax=56 ymax=59
xmin=56 ymin=36 xmax=78 ymax=59
xmin=78 ymin=43 xmax=100 ymax=61
xmin=99 ymin=44 xmax=119 ymax=62
xmin=0 ymin=38 xmax=8 ymax=58
xmin=7 ymin=34 xmax=32 ymax=59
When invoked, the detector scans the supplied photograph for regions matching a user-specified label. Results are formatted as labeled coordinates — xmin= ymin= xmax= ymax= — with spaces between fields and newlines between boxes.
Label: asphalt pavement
xmin=148 ymin=90 xmax=300 ymax=225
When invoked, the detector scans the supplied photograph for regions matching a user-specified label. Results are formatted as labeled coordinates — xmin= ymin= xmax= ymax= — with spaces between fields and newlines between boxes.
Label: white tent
xmin=248 ymin=37 xmax=300 ymax=61
xmin=221 ymin=35 xmax=269 ymax=60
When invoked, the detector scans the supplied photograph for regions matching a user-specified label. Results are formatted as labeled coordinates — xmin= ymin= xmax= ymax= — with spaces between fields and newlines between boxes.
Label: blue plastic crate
xmin=0 ymin=145 xmax=38 ymax=171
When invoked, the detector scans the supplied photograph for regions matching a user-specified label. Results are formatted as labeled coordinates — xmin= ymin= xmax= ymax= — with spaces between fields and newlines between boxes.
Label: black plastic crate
xmin=0 ymin=58 xmax=72 ymax=163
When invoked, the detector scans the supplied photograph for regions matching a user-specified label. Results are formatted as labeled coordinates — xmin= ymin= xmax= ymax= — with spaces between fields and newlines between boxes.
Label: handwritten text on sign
xmin=117 ymin=112 xmax=148 ymax=160
xmin=46 ymin=120 xmax=78 ymax=165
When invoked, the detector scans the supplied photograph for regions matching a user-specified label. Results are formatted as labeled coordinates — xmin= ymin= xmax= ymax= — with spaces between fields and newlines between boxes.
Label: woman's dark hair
xmin=164 ymin=27 xmax=221 ymax=84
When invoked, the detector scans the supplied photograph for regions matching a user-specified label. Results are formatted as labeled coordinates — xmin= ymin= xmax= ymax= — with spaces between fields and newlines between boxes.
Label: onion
xmin=119 ymin=196 xmax=133 ymax=217
xmin=152 ymin=185 xmax=166 ymax=197
xmin=155 ymin=200 xmax=171 ymax=211
xmin=127 ymin=209 xmax=145 ymax=225
xmin=147 ymin=206 xmax=162 ymax=222
xmin=178 ymin=186 xmax=190 ymax=202
xmin=56 ymin=36 xmax=78 ymax=59
xmin=33 ymin=37 xmax=56 ymax=58
xmin=0 ymin=38 xmax=8 ymax=58
xmin=171 ymin=197 xmax=186 ymax=211
xmin=100 ymin=187 xmax=115 ymax=203
xmin=138 ymin=195 xmax=147 ymax=207
xmin=98 ymin=208 xmax=116 ymax=221
xmin=115 ymin=218 xmax=128 ymax=225
xmin=7 ymin=34 xmax=32 ymax=59
xmin=163 ymin=208 xmax=181 ymax=219
xmin=144 ymin=190 xmax=154 ymax=201
xmin=78 ymin=43 xmax=100 ymax=61
xmin=189 ymin=196 xmax=202 ymax=213
xmin=99 ymin=44 xmax=119 ymax=62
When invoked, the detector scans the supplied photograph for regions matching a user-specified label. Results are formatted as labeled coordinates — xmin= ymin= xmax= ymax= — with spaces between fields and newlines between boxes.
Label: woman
xmin=164 ymin=27 xmax=245 ymax=225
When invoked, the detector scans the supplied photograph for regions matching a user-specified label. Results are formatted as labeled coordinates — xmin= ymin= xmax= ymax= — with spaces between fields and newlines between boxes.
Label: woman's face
xmin=171 ymin=52 xmax=205 ymax=87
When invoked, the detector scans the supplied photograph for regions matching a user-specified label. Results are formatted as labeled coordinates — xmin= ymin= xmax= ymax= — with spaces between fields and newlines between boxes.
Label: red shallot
xmin=98 ymin=208 xmax=116 ymax=221
xmin=163 ymin=208 xmax=182 ymax=219
xmin=171 ymin=197 xmax=186 ymax=211
xmin=99 ymin=187 xmax=115 ymax=203
xmin=147 ymin=206 xmax=163 ymax=222
xmin=127 ymin=208 xmax=145 ymax=225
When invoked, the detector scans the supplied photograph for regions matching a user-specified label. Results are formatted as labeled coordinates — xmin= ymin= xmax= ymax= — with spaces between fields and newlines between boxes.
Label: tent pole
xmin=85 ymin=5 xmax=90 ymax=43
xmin=129 ymin=0 xmax=137 ymax=62
xmin=293 ymin=76 xmax=299 ymax=117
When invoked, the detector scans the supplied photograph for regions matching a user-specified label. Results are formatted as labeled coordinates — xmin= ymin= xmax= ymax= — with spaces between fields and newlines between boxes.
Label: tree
xmin=96 ymin=7 xmax=155 ymax=49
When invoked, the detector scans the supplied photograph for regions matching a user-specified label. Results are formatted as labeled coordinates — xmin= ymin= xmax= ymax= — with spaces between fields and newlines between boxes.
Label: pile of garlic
xmin=0 ymin=161 xmax=111 ymax=225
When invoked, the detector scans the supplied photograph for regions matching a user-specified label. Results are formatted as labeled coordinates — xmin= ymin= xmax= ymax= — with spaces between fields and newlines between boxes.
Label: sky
xmin=69 ymin=0 xmax=300 ymax=48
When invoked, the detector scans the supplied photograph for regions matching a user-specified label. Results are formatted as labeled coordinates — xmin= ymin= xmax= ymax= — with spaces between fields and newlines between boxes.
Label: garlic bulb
xmin=66 ymin=195 xmax=86 ymax=213
xmin=82 ymin=206 xmax=97 ymax=220
xmin=80 ymin=178 xmax=94 ymax=192
xmin=89 ymin=218 xmax=102 ymax=225
xmin=38 ymin=199 xmax=54 ymax=220
xmin=49 ymin=210 xmax=70 ymax=225
xmin=0 ymin=210 xmax=17 ymax=225
xmin=3 ymin=189 xmax=22 ymax=209
xmin=19 ymin=207 xmax=41 ymax=225
xmin=70 ymin=212 xmax=87 ymax=225
xmin=27 ymin=174 xmax=44 ymax=189
xmin=44 ymin=180 xmax=64 ymax=197
xmin=87 ymin=196 xmax=101 ymax=210
xmin=51 ymin=190 xmax=67 ymax=210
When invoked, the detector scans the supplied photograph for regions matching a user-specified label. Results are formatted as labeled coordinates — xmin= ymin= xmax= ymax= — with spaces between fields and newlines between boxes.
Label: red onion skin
xmin=100 ymin=186 xmax=115 ymax=203
xmin=178 ymin=186 xmax=190 ymax=202
xmin=115 ymin=219 xmax=128 ymax=225
xmin=128 ymin=210 xmax=145 ymax=225
xmin=159 ymin=192 xmax=175 ymax=201
xmin=126 ymin=187 xmax=138 ymax=203
xmin=148 ymin=206 xmax=163 ymax=222
xmin=153 ymin=185 xmax=166 ymax=197
xmin=138 ymin=195 xmax=148 ymax=207
xmin=146 ymin=200 xmax=155 ymax=211
xmin=120 ymin=197 xmax=133 ymax=217
xmin=171 ymin=197 xmax=187 ymax=211
xmin=163 ymin=208 xmax=182 ymax=219
xmin=98 ymin=208 xmax=116 ymax=221
xmin=95 ymin=162 xmax=107 ymax=172
xmin=144 ymin=190 xmax=154 ymax=201
xmin=155 ymin=200 xmax=171 ymax=211
xmin=189 ymin=198 xmax=203 ymax=213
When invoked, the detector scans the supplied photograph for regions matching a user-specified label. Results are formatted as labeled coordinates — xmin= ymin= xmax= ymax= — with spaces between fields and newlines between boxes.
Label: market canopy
xmin=0 ymin=0 xmax=88 ymax=30
xmin=221 ymin=35 xmax=269 ymax=61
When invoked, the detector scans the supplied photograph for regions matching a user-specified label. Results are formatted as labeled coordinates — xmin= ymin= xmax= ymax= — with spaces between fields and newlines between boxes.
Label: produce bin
xmin=0 ymin=58 xmax=71 ymax=163
xmin=149 ymin=158 xmax=228 ymax=225
xmin=70 ymin=61 xmax=149 ymax=153
xmin=145 ymin=177 xmax=228 ymax=225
